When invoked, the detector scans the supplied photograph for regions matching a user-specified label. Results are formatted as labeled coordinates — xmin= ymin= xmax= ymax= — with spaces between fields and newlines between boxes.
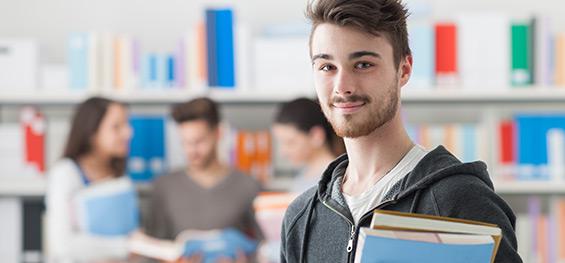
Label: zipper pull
xmin=347 ymin=225 xmax=355 ymax=253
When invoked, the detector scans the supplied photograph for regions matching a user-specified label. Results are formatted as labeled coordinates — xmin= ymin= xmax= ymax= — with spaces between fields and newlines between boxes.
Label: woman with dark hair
xmin=273 ymin=97 xmax=344 ymax=193
xmin=45 ymin=97 xmax=134 ymax=262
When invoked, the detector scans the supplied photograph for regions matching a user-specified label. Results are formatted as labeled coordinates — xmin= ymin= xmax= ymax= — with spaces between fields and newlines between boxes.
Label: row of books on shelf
xmin=409 ymin=14 xmax=564 ymax=89
xmin=67 ymin=8 xmax=236 ymax=92
xmin=516 ymin=197 xmax=565 ymax=263
xmin=0 ymin=6 xmax=312 ymax=94
xmin=497 ymin=114 xmax=565 ymax=182
xmin=0 ymin=108 xmax=272 ymax=185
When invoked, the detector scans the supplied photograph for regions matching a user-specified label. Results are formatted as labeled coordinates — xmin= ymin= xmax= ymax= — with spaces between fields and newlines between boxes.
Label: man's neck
xmin=342 ymin=114 xmax=414 ymax=197
xmin=187 ymin=158 xmax=229 ymax=189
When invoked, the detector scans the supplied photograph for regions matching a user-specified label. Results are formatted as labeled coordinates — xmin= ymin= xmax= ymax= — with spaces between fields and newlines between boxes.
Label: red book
xmin=435 ymin=23 xmax=457 ymax=84
xmin=499 ymin=120 xmax=515 ymax=164
xmin=21 ymin=107 xmax=45 ymax=174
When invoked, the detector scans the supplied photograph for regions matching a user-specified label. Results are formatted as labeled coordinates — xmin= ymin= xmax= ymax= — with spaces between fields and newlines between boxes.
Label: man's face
xmin=310 ymin=23 xmax=410 ymax=138
xmin=178 ymin=120 xmax=218 ymax=169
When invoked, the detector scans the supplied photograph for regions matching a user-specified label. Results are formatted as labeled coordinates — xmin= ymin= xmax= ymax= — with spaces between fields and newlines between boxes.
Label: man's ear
xmin=398 ymin=55 xmax=413 ymax=88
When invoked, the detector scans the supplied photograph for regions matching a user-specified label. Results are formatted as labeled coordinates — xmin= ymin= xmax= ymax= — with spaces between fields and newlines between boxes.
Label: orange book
xmin=113 ymin=37 xmax=122 ymax=89
xmin=444 ymin=125 xmax=457 ymax=154
xmin=418 ymin=126 xmax=430 ymax=150
xmin=558 ymin=200 xmax=565 ymax=260
xmin=254 ymin=131 xmax=272 ymax=185
xmin=236 ymin=131 xmax=254 ymax=174
xmin=196 ymin=21 xmax=207 ymax=84
xmin=538 ymin=215 xmax=549 ymax=263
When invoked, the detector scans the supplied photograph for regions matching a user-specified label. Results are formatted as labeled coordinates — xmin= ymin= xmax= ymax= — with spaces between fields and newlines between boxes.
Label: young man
xmin=281 ymin=0 xmax=521 ymax=262
xmin=147 ymin=97 xmax=263 ymax=259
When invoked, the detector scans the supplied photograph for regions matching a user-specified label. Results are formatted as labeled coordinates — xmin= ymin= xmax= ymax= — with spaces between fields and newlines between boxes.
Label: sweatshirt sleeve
xmin=431 ymin=174 xmax=522 ymax=263
xmin=45 ymin=161 xmax=129 ymax=262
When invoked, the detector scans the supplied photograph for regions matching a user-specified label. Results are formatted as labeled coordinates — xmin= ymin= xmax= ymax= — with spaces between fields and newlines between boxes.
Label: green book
xmin=511 ymin=22 xmax=532 ymax=86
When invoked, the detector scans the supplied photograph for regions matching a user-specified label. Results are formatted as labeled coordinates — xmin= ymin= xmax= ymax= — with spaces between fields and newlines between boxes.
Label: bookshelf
xmin=3 ymin=87 xmax=565 ymax=105
xmin=5 ymin=176 xmax=565 ymax=196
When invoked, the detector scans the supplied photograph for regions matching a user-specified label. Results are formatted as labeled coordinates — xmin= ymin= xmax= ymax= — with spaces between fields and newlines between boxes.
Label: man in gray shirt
xmin=147 ymin=97 xmax=263 ymax=259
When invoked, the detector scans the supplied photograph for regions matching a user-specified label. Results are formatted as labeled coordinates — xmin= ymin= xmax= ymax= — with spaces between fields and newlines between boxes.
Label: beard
xmin=322 ymin=81 xmax=399 ymax=138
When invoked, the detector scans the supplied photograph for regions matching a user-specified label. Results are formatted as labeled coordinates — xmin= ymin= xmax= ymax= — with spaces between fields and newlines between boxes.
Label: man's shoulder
xmin=283 ymin=186 xmax=318 ymax=228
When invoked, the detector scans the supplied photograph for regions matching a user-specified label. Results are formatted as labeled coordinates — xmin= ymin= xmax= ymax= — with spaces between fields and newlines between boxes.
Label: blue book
xmin=408 ymin=23 xmax=434 ymax=88
xmin=166 ymin=54 xmax=176 ymax=87
xmin=214 ymin=9 xmax=235 ymax=88
xmin=183 ymin=228 xmax=257 ymax=262
xmin=75 ymin=177 xmax=139 ymax=236
xmin=68 ymin=33 xmax=89 ymax=90
xmin=129 ymin=228 xmax=258 ymax=262
xmin=147 ymin=117 xmax=166 ymax=179
xmin=128 ymin=116 xmax=166 ymax=182
xmin=356 ymin=228 xmax=494 ymax=263
xmin=461 ymin=124 xmax=476 ymax=163
xmin=358 ymin=210 xmax=501 ymax=263
xmin=514 ymin=113 xmax=565 ymax=180
xmin=206 ymin=9 xmax=218 ymax=86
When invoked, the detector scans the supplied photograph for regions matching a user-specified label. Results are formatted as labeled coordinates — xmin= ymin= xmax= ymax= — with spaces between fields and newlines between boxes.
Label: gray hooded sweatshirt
xmin=281 ymin=146 xmax=521 ymax=263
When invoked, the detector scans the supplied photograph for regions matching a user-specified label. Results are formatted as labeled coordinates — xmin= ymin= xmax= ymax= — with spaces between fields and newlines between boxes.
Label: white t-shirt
xmin=343 ymin=145 xmax=428 ymax=224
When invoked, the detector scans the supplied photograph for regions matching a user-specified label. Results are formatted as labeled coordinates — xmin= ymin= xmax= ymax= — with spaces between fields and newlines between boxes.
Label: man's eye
xmin=320 ymin=64 xmax=335 ymax=72
xmin=355 ymin=62 xmax=373 ymax=69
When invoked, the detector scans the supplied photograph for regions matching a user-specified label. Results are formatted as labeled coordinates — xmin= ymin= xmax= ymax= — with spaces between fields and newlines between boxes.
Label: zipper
xmin=346 ymin=224 xmax=355 ymax=252
xmin=321 ymin=200 xmax=355 ymax=253
xmin=321 ymin=198 xmax=399 ymax=263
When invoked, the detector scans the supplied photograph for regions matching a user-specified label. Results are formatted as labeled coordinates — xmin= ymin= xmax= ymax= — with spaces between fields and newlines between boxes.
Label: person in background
xmin=273 ymin=97 xmax=344 ymax=193
xmin=45 ymin=97 xmax=134 ymax=262
xmin=146 ymin=97 xmax=263 ymax=261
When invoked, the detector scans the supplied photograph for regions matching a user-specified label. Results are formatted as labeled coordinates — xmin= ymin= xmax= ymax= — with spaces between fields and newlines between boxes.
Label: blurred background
xmin=2 ymin=0 xmax=565 ymax=262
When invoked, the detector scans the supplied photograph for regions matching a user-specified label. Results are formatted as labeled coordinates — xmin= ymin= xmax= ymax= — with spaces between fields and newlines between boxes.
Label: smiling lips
xmin=332 ymin=101 xmax=366 ymax=114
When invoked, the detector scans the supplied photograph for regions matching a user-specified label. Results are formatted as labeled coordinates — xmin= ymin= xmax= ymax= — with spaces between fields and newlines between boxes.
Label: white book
xmin=548 ymin=129 xmax=565 ymax=181
xmin=533 ymin=15 xmax=553 ymax=86
xmin=100 ymin=32 xmax=115 ymax=93
xmin=87 ymin=32 xmax=100 ymax=93
xmin=371 ymin=210 xmax=501 ymax=237
xmin=457 ymin=13 xmax=510 ymax=90
xmin=235 ymin=24 xmax=252 ymax=92
xmin=515 ymin=214 xmax=531 ymax=263
xmin=0 ymin=39 xmax=39 ymax=92
xmin=0 ymin=198 xmax=22 ymax=263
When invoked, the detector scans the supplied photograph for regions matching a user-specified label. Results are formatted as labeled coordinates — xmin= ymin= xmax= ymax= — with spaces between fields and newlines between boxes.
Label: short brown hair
xmin=171 ymin=97 xmax=221 ymax=128
xmin=306 ymin=0 xmax=411 ymax=67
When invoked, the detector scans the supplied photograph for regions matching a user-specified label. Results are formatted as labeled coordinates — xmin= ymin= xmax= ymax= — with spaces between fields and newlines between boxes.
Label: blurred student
xmin=146 ymin=97 xmax=263 ymax=261
xmin=273 ymin=98 xmax=344 ymax=193
xmin=45 ymin=97 xmax=134 ymax=262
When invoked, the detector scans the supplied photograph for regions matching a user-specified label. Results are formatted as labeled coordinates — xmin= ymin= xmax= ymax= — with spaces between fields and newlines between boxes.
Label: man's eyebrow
xmin=349 ymin=51 xmax=381 ymax=60
xmin=312 ymin=53 xmax=332 ymax=62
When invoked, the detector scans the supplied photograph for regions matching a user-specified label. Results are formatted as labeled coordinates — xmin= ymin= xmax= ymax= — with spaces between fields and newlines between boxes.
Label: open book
xmin=128 ymin=228 xmax=258 ymax=262
xmin=354 ymin=210 xmax=502 ymax=263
